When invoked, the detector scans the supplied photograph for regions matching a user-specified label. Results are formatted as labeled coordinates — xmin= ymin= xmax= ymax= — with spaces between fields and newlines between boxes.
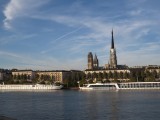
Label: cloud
xmin=52 ymin=26 xmax=82 ymax=43
xmin=0 ymin=50 xmax=86 ymax=70
xmin=129 ymin=9 xmax=143 ymax=16
xmin=3 ymin=0 xmax=50 ymax=29
xmin=0 ymin=50 xmax=55 ymax=69
xmin=41 ymin=26 xmax=82 ymax=54
xmin=1 ymin=0 xmax=160 ymax=70
xmin=0 ymin=51 xmax=22 ymax=58
xmin=34 ymin=12 xmax=159 ymax=67
xmin=0 ymin=33 xmax=37 ymax=45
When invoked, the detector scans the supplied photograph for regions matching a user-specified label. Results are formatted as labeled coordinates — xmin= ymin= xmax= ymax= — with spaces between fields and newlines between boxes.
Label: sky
xmin=0 ymin=0 xmax=160 ymax=70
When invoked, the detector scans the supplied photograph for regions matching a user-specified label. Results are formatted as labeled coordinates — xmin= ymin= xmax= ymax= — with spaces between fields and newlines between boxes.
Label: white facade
xmin=12 ymin=70 xmax=35 ymax=80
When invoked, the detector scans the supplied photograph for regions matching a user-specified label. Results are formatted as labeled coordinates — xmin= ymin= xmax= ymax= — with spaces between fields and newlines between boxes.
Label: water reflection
xmin=0 ymin=116 xmax=16 ymax=120
xmin=0 ymin=90 xmax=160 ymax=120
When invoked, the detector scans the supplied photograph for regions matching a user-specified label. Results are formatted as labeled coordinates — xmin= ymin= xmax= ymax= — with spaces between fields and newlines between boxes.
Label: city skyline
xmin=0 ymin=0 xmax=160 ymax=70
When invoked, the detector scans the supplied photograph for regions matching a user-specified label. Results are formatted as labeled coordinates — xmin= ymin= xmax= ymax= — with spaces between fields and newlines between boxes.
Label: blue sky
xmin=0 ymin=0 xmax=160 ymax=70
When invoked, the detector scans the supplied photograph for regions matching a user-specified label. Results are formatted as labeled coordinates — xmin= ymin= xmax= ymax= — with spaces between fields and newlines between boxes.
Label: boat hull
xmin=80 ymin=82 xmax=160 ymax=90
xmin=0 ymin=84 xmax=63 ymax=90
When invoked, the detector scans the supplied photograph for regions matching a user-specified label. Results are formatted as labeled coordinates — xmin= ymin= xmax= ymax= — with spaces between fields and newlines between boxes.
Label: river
xmin=0 ymin=90 xmax=160 ymax=120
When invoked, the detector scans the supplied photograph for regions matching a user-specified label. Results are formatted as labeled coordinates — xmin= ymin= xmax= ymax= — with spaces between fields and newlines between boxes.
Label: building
xmin=93 ymin=54 xmax=99 ymax=69
xmin=145 ymin=65 xmax=160 ymax=73
xmin=36 ymin=70 xmax=71 ymax=83
xmin=87 ymin=30 xmax=119 ymax=70
xmin=11 ymin=69 xmax=82 ymax=84
xmin=12 ymin=70 xmax=35 ymax=80
xmin=88 ymin=52 xmax=93 ymax=70
xmin=12 ymin=69 xmax=69 ymax=83
xmin=87 ymin=29 xmax=119 ymax=70
xmin=88 ymin=52 xmax=100 ymax=70
xmin=109 ymin=30 xmax=117 ymax=68
xmin=85 ymin=30 xmax=130 ymax=82
xmin=0 ymin=72 xmax=3 ymax=81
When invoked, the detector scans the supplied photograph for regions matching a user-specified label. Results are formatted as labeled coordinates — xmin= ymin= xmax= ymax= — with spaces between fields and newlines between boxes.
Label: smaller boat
xmin=0 ymin=83 xmax=63 ymax=90
xmin=79 ymin=83 xmax=118 ymax=90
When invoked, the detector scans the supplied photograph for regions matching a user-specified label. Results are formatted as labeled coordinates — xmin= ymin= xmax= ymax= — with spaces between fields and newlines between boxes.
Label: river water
xmin=0 ymin=90 xmax=160 ymax=120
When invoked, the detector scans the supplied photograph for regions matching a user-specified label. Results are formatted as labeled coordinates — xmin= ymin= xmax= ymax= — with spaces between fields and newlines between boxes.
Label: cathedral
xmin=85 ymin=30 xmax=130 ymax=82
xmin=86 ymin=30 xmax=160 ymax=82
xmin=87 ymin=30 xmax=118 ymax=70
xmin=88 ymin=52 xmax=99 ymax=70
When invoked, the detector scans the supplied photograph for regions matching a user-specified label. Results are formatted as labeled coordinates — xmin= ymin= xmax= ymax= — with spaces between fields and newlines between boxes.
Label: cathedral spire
xmin=93 ymin=53 xmax=99 ymax=69
xmin=111 ymin=29 xmax=114 ymax=49
xmin=88 ymin=52 xmax=93 ymax=69
xmin=109 ymin=29 xmax=117 ymax=68
xmin=94 ymin=54 xmax=97 ymax=60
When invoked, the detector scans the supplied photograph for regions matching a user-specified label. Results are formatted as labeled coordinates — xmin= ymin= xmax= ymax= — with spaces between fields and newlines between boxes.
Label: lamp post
xmin=137 ymin=76 xmax=138 ymax=82
xmin=77 ymin=81 xmax=80 ymax=88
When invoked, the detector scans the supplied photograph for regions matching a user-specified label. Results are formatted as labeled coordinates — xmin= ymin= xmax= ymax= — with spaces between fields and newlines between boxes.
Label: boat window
xmin=90 ymin=85 xmax=115 ymax=87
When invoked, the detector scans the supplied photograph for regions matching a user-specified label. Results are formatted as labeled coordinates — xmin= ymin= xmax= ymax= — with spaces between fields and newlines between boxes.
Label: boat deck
xmin=80 ymin=82 xmax=160 ymax=90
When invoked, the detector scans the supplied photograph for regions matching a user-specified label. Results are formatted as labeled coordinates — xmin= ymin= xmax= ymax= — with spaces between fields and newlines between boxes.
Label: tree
xmin=17 ymin=74 xmax=21 ymax=80
xmin=145 ymin=70 xmax=155 ymax=82
xmin=71 ymin=72 xmax=76 ymax=81
xmin=108 ymin=71 xmax=113 ymax=80
xmin=24 ymin=74 xmax=27 ymax=80
xmin=21 ymin=74 xmax=25 ymax=80
xmin=92 ymin=72 xmax=98 ymax=81
xmin=81 ymin=72 xmax=86 ymax=81
xmin=119 ymin=72 xmax=123 ymax=79
xmin=35 ymin=74 xmax=39 ymax=81
xmin=158 ymin=71 xmax=160 ymax=80
xmin=129 ymin=71 xmax=136 ymax=82
xmin=136 ymin=71 xmax=141 ymax=82
xmin=40 ymin=74 xmax=44 ymax=80
xmin=98 ymin=72 xmax=103 ymax=81
xmin=140 ymin=71 xmax=145 ymax=82
xmin=79 ymin=72 xmax=86 ymax=86
xmin=27 ymin=75 xmax=31 ymax=80
xmin=75 ymin=72 xmax=81 ymax=81
xmin=103 ymin=72 xmax=108 ymax=80
xmin=63 ymin=74 xmax=71 ymax=88
xmin=32 ymin=74 xmax=39 ymax=83
xmin=86 ymin=72 xmax=92 ymax=80
xmin=124 ymin=71 xmax=129 ymax=79
xmin=51 ymin=75 xmax=55 ymax=82
xmin=152 ymin=70 xmax=157 ymax=79
xmin=13 ymin=74 xmax=17 ymax=80
xmin=113 ymin=71 xmax=118 ymax=80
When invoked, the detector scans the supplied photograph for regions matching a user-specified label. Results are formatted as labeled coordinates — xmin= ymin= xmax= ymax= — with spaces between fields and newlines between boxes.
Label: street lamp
xmin=137 ymin=76 xmax=138 ymax=82
xmin=77 ymin=81 xmax=80 ymax=88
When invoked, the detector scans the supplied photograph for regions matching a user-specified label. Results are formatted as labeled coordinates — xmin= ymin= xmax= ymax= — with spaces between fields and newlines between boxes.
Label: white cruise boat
xmin=0 ymin=84 xmax=63 ymax=90
xmin=79 ymin=82 xmax=160 ymax=90
xmin=80 ymin=83 xmax=118 ymax=90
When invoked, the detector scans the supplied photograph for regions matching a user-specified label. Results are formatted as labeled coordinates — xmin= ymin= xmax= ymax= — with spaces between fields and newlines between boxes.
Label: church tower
xmin=93 ymin=54 xmax=99 ymax=69
xmin=88 ymin=52 xmax=93 ymax=70
xmin=109 ymin=30 xmax=117 ymax=68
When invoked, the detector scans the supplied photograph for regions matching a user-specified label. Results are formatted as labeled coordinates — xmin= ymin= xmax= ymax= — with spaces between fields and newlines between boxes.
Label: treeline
xmin=85 ymin=69 xmax=160 ymax=83
xmin=2 ymin=72 xmax=86 ymax=86
xmin=85 ymin=71 xmax=130 ymax=83
xmin=130 ymin=70 xmax=160 ymax=82
xmin=63 ymin=72 xmax=85 ymax=87
xmin=4 ymin=74 xmax=57 ymax=84
xmin=1 ymin=69 xmax=160 ymax=87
